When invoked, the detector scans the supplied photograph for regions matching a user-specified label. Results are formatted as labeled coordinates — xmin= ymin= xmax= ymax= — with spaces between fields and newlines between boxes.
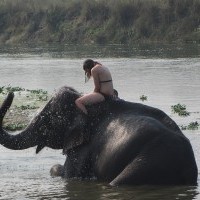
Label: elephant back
xmin=109 ymin=100 xmax=182 ymax=134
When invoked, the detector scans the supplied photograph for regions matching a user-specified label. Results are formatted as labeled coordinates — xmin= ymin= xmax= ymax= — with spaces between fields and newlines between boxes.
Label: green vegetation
xmin=15 ymin=104 xmax=39 ymax=110
xmin=140 ymin=95 xmax=148 ymax=101
xmin=0 ymin=85 xmax=25 ymax=94
xmin=181 ymin=121 xmax=199 ymax=130
xmin=0 ymin=85 xmax=50 ymax=131
xmin=171 ymin=103 xmax=190 ymax=116
xmin=187 ymin=121 xmax=199 ymax=130
xmin=171 ymin=103 xmax=200 ymax=130
xmin=27 ymin=89 xmax=48 ymax=95
xmin=26 ymin=89 xmax=48 ymax=101
xmin=0 ymin=0 xmax=199 ymax=45
xmin=4 ymin=123 xmax=27 ymax=131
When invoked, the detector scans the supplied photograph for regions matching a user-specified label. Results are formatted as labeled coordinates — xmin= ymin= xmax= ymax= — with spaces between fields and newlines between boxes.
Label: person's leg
xmin=75 ymin=92 xmax=104 ymax=114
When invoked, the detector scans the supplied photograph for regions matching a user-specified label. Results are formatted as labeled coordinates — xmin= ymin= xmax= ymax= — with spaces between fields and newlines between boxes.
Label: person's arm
xmin=91 ymin=67 xmax=100 ymax=92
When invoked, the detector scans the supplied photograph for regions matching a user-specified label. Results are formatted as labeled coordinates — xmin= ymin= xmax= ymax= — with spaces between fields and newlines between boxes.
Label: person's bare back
xmin=91 ymin=64 xmax=114 ymax=96
xmin=75 ymin=59 xmax=115 ymax=114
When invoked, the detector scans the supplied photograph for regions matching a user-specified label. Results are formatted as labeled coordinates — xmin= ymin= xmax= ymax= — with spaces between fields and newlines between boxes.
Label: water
xmin=0 ymin=44 xmax=200 ymax=199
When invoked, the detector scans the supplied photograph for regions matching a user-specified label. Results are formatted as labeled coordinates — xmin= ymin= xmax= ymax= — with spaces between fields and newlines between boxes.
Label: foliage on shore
xmin=0 ymin=0 xmax=199 ymax=45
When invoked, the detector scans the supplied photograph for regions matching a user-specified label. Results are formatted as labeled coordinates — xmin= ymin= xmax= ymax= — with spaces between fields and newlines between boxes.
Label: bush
xmin=0 ymin=0 xmax=200 ymax=44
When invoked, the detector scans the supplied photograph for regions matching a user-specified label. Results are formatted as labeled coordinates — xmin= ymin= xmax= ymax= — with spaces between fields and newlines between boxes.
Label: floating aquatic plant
xmin=0 ymin=86 xmax=50 ymax=131
xmin=26 ymin=89 xmax=49 ymax=101
xmin=15 ymin=104 xmax=39 ymax=110
xmin=4 ymin=123 xmax=27 ymax=131
xmin=187 ymin=121 xmax=199 ymax=130
xmin=181 ymin=121 xmax=199 ymax=130
xmin=140 ymin=95 xmax=147 ymax=101
xmin=27 ymin=89 xmax=48 ymax=94
xmin=0 ymin=86 xmax=5 ymax=94
xmin=171 ymin=103 xmax=190 ymax=116
xmin=37 ymin=95 xmax=48 ymax=101
xmin=0 ymin=85 xmax=25 ymax=94
xmin=6 ymin=86 xmax=25 ymax=92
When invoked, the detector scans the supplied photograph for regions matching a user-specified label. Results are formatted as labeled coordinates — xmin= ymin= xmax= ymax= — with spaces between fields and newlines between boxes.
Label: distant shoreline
xmin=0 ymin=0 xmax=199 ymax=45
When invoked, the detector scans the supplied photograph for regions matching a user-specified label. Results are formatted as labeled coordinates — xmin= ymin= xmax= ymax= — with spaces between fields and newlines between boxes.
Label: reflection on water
xmin=0 ymin=43 xmax=199 ymax=59
xmin=0 ymin=44 xmax=200 ymax=199
xmin=63 ymin=181 xmax=199 ymax=200
xmin=1 ymin=175 xmax=199 ymax=200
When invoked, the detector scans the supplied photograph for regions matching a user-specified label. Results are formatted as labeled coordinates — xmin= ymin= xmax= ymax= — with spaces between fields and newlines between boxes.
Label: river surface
xmin=0 ymin=44 xmax=200 ymax=199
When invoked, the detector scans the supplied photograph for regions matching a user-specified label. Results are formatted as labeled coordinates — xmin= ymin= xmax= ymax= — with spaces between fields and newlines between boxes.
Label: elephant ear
xmin=63 ymin=113 xmax=90 ymax=154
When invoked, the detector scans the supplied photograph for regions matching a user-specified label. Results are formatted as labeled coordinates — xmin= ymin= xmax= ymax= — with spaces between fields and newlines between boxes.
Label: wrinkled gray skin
xmin=0 ymin=86 xmax=198 ymax=186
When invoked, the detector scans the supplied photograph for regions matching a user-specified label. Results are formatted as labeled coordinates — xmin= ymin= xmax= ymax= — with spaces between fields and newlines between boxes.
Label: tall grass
xmin=0 ymin=0 xmax=199 ymax=44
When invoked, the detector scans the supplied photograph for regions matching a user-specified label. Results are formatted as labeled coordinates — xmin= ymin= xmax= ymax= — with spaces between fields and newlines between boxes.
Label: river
xmin=0 ymin=44 xmax=199 ymax=199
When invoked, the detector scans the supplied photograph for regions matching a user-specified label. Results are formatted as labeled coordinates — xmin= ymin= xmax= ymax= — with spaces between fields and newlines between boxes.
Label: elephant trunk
xmin=0 ymin=92 xmax=39 ymax=150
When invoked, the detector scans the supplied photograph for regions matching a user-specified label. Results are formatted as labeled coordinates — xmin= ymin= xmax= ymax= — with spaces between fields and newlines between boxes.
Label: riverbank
xmin=0 ymin=0 xmax=199 ymax=45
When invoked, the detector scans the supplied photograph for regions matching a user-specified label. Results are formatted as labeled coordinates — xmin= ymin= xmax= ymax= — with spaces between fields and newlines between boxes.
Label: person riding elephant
xmin=75 ymin=59 xmax=115 ymax=114
xmin=0 ymin=86 xmax=198 ymax=186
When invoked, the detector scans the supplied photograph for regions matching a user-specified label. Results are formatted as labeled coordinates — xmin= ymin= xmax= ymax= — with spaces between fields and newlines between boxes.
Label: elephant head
xmin=0 ymin=86 xmax=94 ymax=153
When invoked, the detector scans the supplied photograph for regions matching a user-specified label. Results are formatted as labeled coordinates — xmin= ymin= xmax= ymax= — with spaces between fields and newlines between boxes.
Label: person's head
xmin=83 ymin=59 xmax=95 ymax=78
xmin=83 ymin=59 xmax=100 ymax=82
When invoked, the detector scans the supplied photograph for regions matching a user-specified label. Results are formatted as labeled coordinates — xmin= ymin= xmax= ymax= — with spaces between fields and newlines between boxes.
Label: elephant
xmin=0 ymin=86 xmax=198 ymax=186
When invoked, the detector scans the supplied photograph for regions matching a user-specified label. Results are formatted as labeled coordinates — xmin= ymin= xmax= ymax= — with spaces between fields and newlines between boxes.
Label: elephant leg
xmin=109 ymin=134 xmax=194 ymax=186
xmin=63 ymin=145 xmax=92 ymax=179
xmin=109 ymin=154 xmax=182 ymax=186
xmin=109 ymin=156 xmax=149 ymax=186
